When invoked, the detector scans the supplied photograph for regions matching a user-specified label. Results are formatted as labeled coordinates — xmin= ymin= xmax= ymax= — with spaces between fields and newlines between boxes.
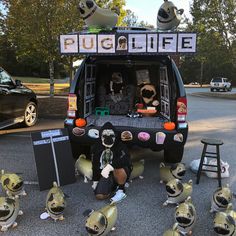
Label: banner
xmin=60 ymin=32 xmax=197 ymax=55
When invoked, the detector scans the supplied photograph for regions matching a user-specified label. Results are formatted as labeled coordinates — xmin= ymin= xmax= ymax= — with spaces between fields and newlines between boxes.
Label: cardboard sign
xmin=60 ymin=32 xmax=197 ymax=55
xmin=31 ymin=128 xmax=76 ymax=191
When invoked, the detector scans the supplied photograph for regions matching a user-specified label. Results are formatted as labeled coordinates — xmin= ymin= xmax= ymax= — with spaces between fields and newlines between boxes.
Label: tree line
xmin=0 ymin=0 xmax=235 ymax=95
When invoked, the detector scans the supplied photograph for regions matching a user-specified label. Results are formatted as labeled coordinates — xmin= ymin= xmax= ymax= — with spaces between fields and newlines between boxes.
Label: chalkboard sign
xmin=31 ymin=128 xmax=76 ymax=191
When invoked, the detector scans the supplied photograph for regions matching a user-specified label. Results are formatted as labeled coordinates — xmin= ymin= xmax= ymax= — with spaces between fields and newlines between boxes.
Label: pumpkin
xmin=164 ymin=122 xmax=175 ymax=131
xmin=75 ymin=118 xmax=87 ymax=127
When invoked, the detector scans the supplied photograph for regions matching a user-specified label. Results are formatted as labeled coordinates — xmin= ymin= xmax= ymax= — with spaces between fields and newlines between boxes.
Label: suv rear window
xmin=212 ymin=78 xmax=222 ymax=83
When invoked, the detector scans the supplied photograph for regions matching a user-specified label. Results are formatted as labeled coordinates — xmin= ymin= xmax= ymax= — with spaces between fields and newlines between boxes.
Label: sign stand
xmin=32 ymin=128 xmax=76 ymax=191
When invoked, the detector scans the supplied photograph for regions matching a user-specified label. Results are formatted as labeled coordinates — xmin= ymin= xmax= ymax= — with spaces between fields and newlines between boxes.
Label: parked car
xmin=63 ymin=29 xmax=189 ymax=163
xmin=210 ymin=77 xmax=232 ymax=92
xmin=0 ymin=67 xmax=38 ymax=129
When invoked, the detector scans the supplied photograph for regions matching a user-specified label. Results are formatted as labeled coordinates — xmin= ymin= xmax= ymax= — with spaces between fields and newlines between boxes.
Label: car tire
xmin=210 ymin=88 xmax=214 ymax=92
xmin=23 ymin=102 xmax=38 ymax=127
xmin=164 ymin=146 xmax=184 ymax=163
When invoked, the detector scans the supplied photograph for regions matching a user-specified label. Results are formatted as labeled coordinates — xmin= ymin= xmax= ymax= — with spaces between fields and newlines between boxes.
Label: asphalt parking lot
xmin=0 ymin=90 xmax=236 ymax=235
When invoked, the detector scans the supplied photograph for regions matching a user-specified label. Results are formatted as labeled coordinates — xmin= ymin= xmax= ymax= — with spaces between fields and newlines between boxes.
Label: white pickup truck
xmin=210 ymin=77 xmax=232 ymax=92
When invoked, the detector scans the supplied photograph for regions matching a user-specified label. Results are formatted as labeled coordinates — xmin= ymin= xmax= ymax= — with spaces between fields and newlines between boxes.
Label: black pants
xmin=94 ymin=167 xmax=131 ymax=196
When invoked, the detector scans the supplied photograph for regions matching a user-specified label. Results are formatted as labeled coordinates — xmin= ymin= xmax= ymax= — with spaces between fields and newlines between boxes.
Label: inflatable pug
xmin=0 ymin=196 xmax=23 ymax=232
xmin=163 ymin=179 xmax=193 ymax=206
xmin=159 ymin=162 xmax=186 ymax=184
xmin=0 ymin=170 xmax=26 ymax=197
xmin=175 ymin=197 xmax=196 ymax=235
xmin=75 ymin=154 xmax=93 ymax=183
xmin=78 ymin=0 xmax=119 ymax=28
xmin=84 ymin=203 xmax=117 ymax=236
xmin=157 ymin=0 xmax=184 ymax=30
xmin=213 ymin=205 xmax=236 ymax=236
xmin=130 ymin=160 xmax=144 ymax=180
xmin=163 ymin=223 xmax=181 ymax=236
xmin=45 ymin=182 xmax=66 ymax=221
xmin=211 ymin=184 xmax=233 ymax=213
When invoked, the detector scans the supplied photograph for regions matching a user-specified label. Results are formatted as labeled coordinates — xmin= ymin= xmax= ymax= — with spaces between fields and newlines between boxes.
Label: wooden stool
xmin=196 ymin=138 xmax=224 ymax=187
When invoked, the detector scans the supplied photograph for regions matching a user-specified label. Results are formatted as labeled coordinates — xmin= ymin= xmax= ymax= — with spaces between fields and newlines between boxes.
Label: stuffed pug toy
xmin=110 ymin=72 xmax=124 ymax=95
xmin=159 ymin=162 xmax=186 ymax=184
xmin=138 ymin=84 xmax=159 ymax=109
xmin=163 ymin=223 xmax=181 ymax=236
xmin=41 ymin=182 xmax=66 ymax=221
xmin=157 ymin=0 xmax=184 ymax=30
xmin=78 ymin=0 xmax=119 ymax=28
xmin=163 ymin=179 xmax=193 ymax=206
xmin=0 ymin=196 xmax=23 ymax=232
xmin=75 ymin=154 xmax=93 ymax=183
xmin=175 ymin=197 xmax=196 ymax=235
xmin=84 ymin=203 xmax=117 ymax=236
xmin=210 ymin=184 xmax=233 ymax=213
xmin=0 ymin=170 xmax=26 ymax=198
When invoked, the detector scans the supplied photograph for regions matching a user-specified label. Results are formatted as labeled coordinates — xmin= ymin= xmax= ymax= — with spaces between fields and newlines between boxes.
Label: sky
xmin=125 ymin=0 xmax=193 ymax=26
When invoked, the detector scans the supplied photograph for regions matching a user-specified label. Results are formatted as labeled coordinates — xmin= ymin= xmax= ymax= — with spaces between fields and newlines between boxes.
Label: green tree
xmin=123 ymin=9 xmax=138 ymax=27
xmin=181 ymin=0 xmax=236 ymax=85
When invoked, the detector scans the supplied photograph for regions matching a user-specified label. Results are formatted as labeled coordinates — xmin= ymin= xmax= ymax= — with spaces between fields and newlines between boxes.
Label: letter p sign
xmin=60 ymin=35 xmax=78 ymax=53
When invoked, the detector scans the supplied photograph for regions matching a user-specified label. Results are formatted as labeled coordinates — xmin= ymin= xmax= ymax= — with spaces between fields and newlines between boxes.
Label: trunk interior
xmin=80 ymin=57 xmax=174 ymax=129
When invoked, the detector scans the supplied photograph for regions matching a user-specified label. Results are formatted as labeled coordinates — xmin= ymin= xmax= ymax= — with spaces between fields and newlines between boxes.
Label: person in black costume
xmin=91 ymin=122 xmax=132 ymax=203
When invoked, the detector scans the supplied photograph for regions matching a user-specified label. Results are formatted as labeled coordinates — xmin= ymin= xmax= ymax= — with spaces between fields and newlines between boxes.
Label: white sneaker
xmin=110 ymin=190 xmax=127 ymax=203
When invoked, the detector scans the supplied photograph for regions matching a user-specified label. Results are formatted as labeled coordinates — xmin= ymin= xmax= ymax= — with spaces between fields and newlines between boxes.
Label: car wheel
xmin=210 ymin=88 xmax=213 ymax=92
xmin=164 ymin=146 xmax=184 ymax=163
xmin=23 ymin=102 xmax=38 ymax=127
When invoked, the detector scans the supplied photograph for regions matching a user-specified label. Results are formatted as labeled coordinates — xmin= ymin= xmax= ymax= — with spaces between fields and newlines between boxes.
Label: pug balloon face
xmin=0 ymin=170 xmax=26 ymax=197
xmin=85 ymin=211 xmax=107 ymax=235
xmin=164 ymin=179 xmax=193 ymax=206
xmin=211 ymin=185 xmax=233 ymax=213
xmin=101 ymin=129 xmax=116 ymax=148
xmin=46 ymin=182 xmax=66 ymax=221
xmin=0 ymin=196 xmax=21 ymax=232
xmin=214 ymin=211 xmax=236 ymax=236
xmin=157 ymin=0 xmax=184 ymax=30
xmin=175 ymin=197 xmax=196 ymax=235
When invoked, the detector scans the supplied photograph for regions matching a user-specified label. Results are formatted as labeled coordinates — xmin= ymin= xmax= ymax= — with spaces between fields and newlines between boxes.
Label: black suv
xmin=0 ymin=67 xmax=38 ymax=129
xmin=63 ymin=29 xmax=190 ymax=163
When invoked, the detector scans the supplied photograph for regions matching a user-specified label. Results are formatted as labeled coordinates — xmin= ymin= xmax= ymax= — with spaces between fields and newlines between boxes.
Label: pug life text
xmin=60 ymin=33 xmax=197 ymax=55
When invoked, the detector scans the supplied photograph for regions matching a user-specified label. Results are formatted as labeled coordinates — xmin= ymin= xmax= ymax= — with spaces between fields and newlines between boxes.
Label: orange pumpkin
xmin=164 ymin=122 xmax=176 ymax=131
xmin=75 ymin=118 xmax=87 ymax=127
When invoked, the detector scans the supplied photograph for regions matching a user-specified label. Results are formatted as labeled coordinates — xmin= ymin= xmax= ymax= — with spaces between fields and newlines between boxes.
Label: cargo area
xmin=80 ymin=56 xmax=174 ymax=128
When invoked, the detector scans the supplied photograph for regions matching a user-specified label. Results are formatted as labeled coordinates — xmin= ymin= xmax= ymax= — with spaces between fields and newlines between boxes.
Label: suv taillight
xmin=67 ymin=93 xmax=77 ymax=118
xmin=177 ymin=97 xmax=187 ymax=123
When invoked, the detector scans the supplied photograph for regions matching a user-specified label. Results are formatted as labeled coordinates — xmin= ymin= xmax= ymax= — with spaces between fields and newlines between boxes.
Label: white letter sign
xmin=178 ymin=33 xmax=197 ymax=53
xmin=60 ymin=35 xmax=78 ymax=53
xmin=79 ymin=35 xmax=97 ymax=53
xmin=158 ymin=34 xmax=177 ymax=53
xmin=128 ymin=34 xmax=147 ymax=53
xmin=98 ymin=35 xmax=115 ymax=53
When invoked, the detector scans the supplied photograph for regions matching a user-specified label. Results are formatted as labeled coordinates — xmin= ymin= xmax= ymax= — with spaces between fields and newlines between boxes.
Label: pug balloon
xmin=159 ymin=162 xmax=186 ymax=184
xmin=45 ymin=182 xmax=66 ymax=221
xmin=75 ymin=154 xmax=93 ymax=183
xmin=0 ymin=170 xmax=26 ymax=197
xmin=163 ymin=179 xmax=193 ymax=206
xmin=163 ymin=223 xmax=181 ymax=236
xmin=213 ymin=205 xmax=236 ymax=236
xmin=84 ymin=203 xmax=117 ymax=236
xmin=211 ymin=184 xmax=233 ymax=213
xmin=78 ymin=0 xmax=119 ymax=28
xmin=157 ymin=0 xmax=184 ymax=30
xmin=175 ymin=197 xmax=196 ymax=235
xmin=0 ymin=196 xmax=23 ymax=232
